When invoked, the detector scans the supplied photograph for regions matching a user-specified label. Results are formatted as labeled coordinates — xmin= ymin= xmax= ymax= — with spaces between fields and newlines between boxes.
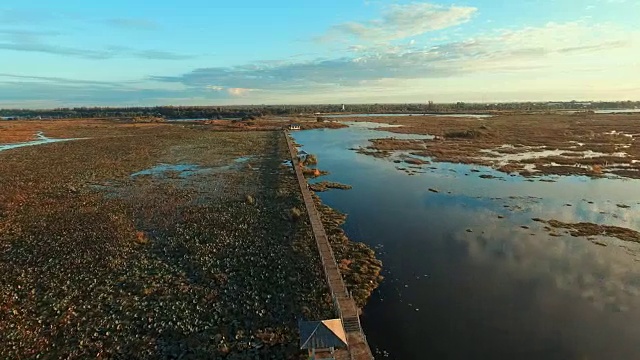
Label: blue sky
xmin=1 ymin=0 xmax=639 ymax=108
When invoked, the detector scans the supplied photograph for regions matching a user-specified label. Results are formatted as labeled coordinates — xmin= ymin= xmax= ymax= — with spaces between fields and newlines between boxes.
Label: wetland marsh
xmin=292 ymin=115 xmax=640 ymax=359
xmin=0 ymin=120 xmax=346 ymax=359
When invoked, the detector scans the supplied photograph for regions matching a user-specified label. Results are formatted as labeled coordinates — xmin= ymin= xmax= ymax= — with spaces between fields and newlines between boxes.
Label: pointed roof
xmin=299 ymin=319 xmax=348 ymax=350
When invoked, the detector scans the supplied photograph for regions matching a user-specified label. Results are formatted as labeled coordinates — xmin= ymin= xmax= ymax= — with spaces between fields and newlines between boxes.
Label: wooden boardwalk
xmin=284 ymin=132 xmax=374 ymax=360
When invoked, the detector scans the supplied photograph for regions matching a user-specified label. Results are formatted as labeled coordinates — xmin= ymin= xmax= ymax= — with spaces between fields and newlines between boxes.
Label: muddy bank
xmin=534 ymin=218 xmax=640 ymax=243
xmin=309 ymin=181 xmax=352 ymax=192
xmin=0 ymin=122 xmax=335 ymax=359
xmin=311 ymin=193 xmax=383 ymax=308
xmin=301 ymin=166 xmax=329 ymax=178
xmin=347 ymin=114 xmax=640 ymax=179
xmin=289 ymin=145 xmax=383 ymax=308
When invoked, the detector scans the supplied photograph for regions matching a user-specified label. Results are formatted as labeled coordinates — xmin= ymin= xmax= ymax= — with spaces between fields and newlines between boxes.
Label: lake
xmin=291 ymin=123 xmax=640 ymax=360
xmin=595 ymin=109 xmax=640 ymax=114
xmin=562 ymin=109 xmax=640 ymax=114
xmin=323 ymin=113 xmax=493 ymax=119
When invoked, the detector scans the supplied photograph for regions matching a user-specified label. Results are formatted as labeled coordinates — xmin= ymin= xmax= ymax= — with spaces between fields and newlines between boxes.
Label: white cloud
xmin=156 ymin=22 xmax=639 ymax=92
xmin=226 ymin=87 xmax=252 ymax=96
xmin=456 ymin=204 xmax=640 ymax=313
xmin=0 ymin=29 xmax=192 ymax=60
xmin=324 ymin=2 xmax=477 ymax=42
xmin=4 ymin=14 xmax=640 ymax=106
xmin=205 ymin=85 xmax=253 ymax=96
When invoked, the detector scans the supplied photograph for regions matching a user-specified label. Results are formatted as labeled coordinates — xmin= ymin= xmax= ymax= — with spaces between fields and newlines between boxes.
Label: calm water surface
xmin=594 ymin=109 xmax=640 ymax=114
xmin=0 ymin=132 xmax=87 ymax=152
xmin=291 ymin=122 xmax=640 ymax=360
xmin=324 ymin=113 xmax=493 ymax=119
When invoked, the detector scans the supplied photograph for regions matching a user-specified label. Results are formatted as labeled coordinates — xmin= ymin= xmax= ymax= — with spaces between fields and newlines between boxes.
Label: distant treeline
xmin=1 ymin=101 xmax=639 ymax=119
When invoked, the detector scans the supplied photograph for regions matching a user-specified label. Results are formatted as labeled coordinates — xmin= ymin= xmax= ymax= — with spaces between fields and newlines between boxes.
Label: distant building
xmin=299 ymin=319 xmax=348 ymax=360
xmin=289 ymin=124 xmax=301 ymax=130
xmin=341 ymin=104 xmax=346 ymax=112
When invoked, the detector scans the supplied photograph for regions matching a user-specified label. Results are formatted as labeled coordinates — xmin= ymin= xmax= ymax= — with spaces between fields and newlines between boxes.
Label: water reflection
xmin=292 ymin=123 xmax=640 ymax=360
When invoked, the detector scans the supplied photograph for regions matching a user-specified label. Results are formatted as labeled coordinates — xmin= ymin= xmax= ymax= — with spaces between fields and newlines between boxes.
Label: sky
xmin=1 ymin=0 xmax=639 ymax=108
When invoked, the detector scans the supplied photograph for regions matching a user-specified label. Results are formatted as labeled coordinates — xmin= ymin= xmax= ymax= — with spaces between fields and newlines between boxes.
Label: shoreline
xmin=311 ymin=193 xmax=383 ymax=308
xmin=340 ymin=118 xmax=640 ymax=250
xmin=288 ymin=140 xmax=383 ymax=309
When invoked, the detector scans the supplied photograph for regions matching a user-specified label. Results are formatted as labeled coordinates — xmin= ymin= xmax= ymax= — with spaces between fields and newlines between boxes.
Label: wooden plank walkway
xmin=284 ymin=132 xmax=374 ymax=360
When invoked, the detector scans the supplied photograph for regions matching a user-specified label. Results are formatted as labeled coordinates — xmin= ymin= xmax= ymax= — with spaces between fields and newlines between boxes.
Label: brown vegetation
xmin=536 ymin=219 xmax=640 ymax=243
xmin=198 ymin=117 xmax=345 ymax=132
xmin=301 ymin=166 xmax=329 ymax=178
xmin=290 ymin=207 xmax=303 ymax=221
xmin=0 ymin=119 xmax=165 ymax=143
xmin=403 ymin=157 xmax=429 ymax=165
xmin=444 ymin=129 xmax=485 ymax=139
xmin=368 ymin=138 xmax=427 ymax=151
xmin=0 ymin=120 xmax=337 ymax=358
xmin=309 ymin=181 xmax=353 ymax=192
xmin=300 ymin=154 xmax=318 ymax=166
xmin=345 ymin=113 xmax=640 ymax=179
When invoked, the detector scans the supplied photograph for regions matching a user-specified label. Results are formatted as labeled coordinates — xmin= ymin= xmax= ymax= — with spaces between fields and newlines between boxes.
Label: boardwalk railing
xmin=284 ymin=131 xmax=373 ymax=360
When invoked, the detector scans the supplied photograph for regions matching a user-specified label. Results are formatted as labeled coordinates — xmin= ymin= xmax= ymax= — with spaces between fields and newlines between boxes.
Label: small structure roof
xmin=299 ymin=319 xmax=348 ymax=350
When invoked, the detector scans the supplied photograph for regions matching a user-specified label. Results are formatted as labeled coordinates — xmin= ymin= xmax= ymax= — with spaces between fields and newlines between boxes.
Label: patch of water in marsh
xmin=234 ymin=156 xmax=253 ymax=163
xmin=0 ymin=132 xmax=88 ymax=152
xmin=292 ymin=124 xmax=640 ymax=360
xmin=131 ymin=164 xmax=212 ymax=178
xmin=479 ymin=147 xmax=628 ymax=164
xmin=130 ymin=156 xmax=254 ymax=179
xmin=324 ymin=113 xmax=493 ymax=119
xmin=562 ymin=109 xmax=640 ymax=114
xmin=596 ymin=109 xmax=640 ymax=114
xmin=93 ymin=156 xmax=257 ymax=204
